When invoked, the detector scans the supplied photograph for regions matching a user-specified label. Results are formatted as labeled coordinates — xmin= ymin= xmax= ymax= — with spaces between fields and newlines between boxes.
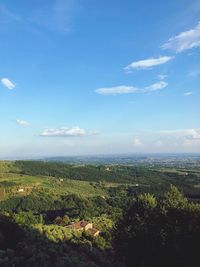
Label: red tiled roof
xmin=80 ymin=221 xmax=89 ymax=227
xmin=88 ymin=228 xmax=100 ymax=236
xmin=66 ymin=220 xmax=90 ymax=230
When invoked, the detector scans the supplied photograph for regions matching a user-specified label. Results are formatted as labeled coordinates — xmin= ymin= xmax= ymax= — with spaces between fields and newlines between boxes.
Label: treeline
xmin=13 ymin=161 xmax=138 ymax=183
xmin=10 ymin=161 xmax=200 ymax=197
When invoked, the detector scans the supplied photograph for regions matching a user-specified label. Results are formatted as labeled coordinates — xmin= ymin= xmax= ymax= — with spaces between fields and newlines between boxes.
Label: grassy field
xmin=0 ymin=161 xmax=125 ymax=200
xmin=0 ymin=174 xmax=110 ymax=199
xmin=1 ymin=160 xmax=200 ymax=202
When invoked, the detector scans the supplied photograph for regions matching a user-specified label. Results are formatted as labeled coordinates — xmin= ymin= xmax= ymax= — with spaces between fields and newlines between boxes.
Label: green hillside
xmin=0 ymin=160 xmax=200 ymax=266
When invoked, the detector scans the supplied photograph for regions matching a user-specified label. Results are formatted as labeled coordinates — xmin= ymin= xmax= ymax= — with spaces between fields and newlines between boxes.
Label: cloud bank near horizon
xmin=40 ymin=126 xmax=93 ymax=137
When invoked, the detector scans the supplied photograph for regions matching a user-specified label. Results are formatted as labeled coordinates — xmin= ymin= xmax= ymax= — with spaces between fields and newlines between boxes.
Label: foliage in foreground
xmin=113 ymin=185 xmax=200 ymax=267
xmin=0 ymin=214 xmax=112 ymax=267
xmin=1 ymin=182 xmax=200 ymax=267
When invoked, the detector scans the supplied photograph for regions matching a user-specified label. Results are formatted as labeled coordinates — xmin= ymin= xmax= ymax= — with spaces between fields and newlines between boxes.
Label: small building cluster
xmin=65 ymin=220 xmax=100 ymax=237
xmin=18 ymin=188 xmax=24 ymax=192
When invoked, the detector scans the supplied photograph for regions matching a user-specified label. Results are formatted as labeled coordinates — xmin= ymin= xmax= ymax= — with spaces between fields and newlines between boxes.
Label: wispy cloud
xmin=16 ymin=119 xmax=30 ymax=126
xmin=162 ymin=21 xmax=200 ymax=53
xmin=32 ymin=0 xmax=78 ymax=33
xmin=124 ymin=56 xmax=173 ymax=71
xmin=184 ymin=92 xmax=192 ymax=96
xmin=1 ymin=78 xmax=15 ymax=90
xmin=144 ymin=81 xmax=168 ymax=92
xmin=95 ymin=86 xmax=138 ymax=95
xmin=40 ymin=126 xmax=91 ymax=137
xmin=0 ymin=5 xmax=20 ymax=24
xmin=95 ymin=80 xmax=168 ymax=95
xmin=158 ymin=74 xmax=167 ymax=80
xmin=188 ymin=69 xmax=200 ymax=77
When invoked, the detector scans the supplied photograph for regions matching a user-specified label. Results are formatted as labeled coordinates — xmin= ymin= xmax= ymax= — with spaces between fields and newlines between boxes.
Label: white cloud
xmin=186 ymin=129 xmax=200 ymax=140
xmin=40 ymin=126 xmax=89 ymax=137
xmin=1 ymin=78 xmax=15 ymax=90
xmin=188 ymin=69 xmax=200 ymax=77
xmin=132 ymin=137 xmax=144 ymax=147
xmin=144 ymin=81 xmax=168 ymax=92
xmin=162 ymin=21 xmax=200 ymax=53
xmin=95 ymin=86 xmax=138 ymax=95
xmin=124 ymin=56 xmax=173 ymax=71
xmin=182 ymin=129 xmax=200 ymax=146
xmin=158 ymin=74 xmax=167 ymax=80
xmin=184 ymin=92 xmax=192 ymax=96
xmin=141 ymin=128 xmax=200 ymax=151
xmin=96 ymin=80 xmax=168 ymax=95
xmin=156 ymin=129 xmax=200 ymax=143
xmin=16 ymin=119 xmax=30 ymax=126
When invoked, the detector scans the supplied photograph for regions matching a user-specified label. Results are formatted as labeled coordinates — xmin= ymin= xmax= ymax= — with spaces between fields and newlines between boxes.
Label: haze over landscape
xmin=1 ymin=2 xmax=200 ymax=267
xmin=0 ymin=0 xmax=200 ymax=158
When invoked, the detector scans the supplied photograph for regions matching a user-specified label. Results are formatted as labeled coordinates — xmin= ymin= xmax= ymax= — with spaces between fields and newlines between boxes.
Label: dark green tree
xmin=113 ymin=187 xmax=200 ymax=267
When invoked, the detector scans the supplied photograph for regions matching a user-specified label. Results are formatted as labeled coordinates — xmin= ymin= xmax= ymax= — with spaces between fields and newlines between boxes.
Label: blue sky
xmin=0 ymin=0 xmax=200 ymax=158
